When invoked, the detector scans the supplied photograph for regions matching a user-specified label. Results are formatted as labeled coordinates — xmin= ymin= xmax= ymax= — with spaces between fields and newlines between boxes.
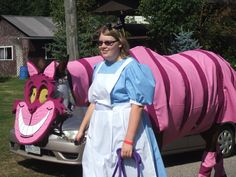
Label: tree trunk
xmin=64 ymin=0 xmax=79 ymax=60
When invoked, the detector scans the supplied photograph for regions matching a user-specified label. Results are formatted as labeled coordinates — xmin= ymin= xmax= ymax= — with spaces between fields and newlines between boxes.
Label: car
xmin=9 ymin=106 xmax=236 ymax=165
xmin=162 ymin=123 xmax=236 ymax=158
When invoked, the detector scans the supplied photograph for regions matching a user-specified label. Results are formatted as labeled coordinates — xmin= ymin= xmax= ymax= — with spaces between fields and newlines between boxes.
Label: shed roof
xmin=94 ymin=0 xmax=139 ymax=16
xmin=1 ymin=15 xmax=56 ymax=39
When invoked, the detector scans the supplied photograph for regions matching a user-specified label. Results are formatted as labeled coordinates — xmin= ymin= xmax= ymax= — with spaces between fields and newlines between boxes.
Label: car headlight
xmin=63 ymin=130 xmax=78 ymax=141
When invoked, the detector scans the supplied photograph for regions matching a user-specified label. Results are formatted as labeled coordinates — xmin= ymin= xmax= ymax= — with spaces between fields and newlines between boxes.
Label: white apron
xmin=82 ymin=58 xmax=158 ymax=177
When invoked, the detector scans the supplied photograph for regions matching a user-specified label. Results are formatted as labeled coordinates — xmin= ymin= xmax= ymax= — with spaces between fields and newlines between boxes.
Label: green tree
xmin=138 ymin=0 xmax=236 ymax=63
xmin=198 ymin=3 xmax=236 ymax=64
xmin=138 ymin=0 xmax=205 ymax=54
xmin=28 ymin=0 xmax=51 ymax=16
xmin=169 ymin=28 xmax=201 ymax=54
xmin=0 ymin=0 xmax=51 ymax=16
xmin=49 ymin=0 xmax=116 ymax=60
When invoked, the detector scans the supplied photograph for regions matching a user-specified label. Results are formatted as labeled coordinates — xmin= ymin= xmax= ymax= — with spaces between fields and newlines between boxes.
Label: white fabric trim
xmin=129 ymin=99 xmax=143 ymax=106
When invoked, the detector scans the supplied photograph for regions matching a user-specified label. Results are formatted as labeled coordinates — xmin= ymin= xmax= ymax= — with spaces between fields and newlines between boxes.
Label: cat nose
xmin=28 ymin=106 xmax=37 ymax=114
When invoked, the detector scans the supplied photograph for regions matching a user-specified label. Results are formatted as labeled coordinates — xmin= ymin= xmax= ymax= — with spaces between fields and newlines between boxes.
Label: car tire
xmin=217 ymin=125 xmax=235 ymax=158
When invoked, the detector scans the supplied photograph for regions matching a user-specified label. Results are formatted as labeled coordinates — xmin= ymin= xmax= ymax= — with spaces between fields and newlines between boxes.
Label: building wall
xmin=0 ymin=19 xmax=28 ymax=76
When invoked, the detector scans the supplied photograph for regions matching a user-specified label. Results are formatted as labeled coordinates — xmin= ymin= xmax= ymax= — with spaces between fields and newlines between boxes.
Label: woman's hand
xmin=74 ymin=103 xmax=95 ymax=144
xmin=121 ymin=140 xmax=133 ymax=158
xmin=75 ymin=130 xmax=85 ymax=144
xmin=121 ymin=104 xmax=143 ymax=158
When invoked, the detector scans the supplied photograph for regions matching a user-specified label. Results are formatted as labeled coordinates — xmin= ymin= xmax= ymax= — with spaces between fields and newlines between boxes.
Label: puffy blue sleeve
xmin=125 ymin=61 xmax=156 ymax=105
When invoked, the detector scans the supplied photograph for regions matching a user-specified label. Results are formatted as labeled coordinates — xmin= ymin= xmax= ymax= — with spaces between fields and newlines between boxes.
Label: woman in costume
xmin=75 ymin=24 xmax=167 ymax=177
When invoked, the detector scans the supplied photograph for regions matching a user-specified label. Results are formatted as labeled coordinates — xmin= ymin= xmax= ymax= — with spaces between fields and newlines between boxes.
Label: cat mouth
xmin=18 ymin=107 xmax=50 ymax=137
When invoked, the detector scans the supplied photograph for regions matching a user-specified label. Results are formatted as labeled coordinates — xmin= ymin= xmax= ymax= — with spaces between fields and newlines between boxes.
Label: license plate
xmin=25 ymin=145 xmax=41 ymax=155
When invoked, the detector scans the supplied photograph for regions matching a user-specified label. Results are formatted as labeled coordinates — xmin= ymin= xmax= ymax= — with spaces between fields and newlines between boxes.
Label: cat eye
xmin=30 ymin=87 xmax=37 ymax=103
xmin=39 ymin=88 xmax=48 ymax=103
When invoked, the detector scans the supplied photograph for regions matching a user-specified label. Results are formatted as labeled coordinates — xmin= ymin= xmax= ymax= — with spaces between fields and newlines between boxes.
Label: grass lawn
xmin=0 ymin=77 xmax=60 ymax=177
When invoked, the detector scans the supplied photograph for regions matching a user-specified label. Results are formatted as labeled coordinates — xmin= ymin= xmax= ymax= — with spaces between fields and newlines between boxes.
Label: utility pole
xmin=64 ymin=0 xmax=79 ymax=60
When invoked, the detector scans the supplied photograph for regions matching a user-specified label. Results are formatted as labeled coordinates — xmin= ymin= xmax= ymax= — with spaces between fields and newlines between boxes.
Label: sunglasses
xmin=98 ymin=40 xmax=118 ymax=46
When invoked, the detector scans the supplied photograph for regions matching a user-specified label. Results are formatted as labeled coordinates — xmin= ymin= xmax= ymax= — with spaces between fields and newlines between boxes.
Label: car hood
xmin=62 ymin=107 xmax=87 ymax=130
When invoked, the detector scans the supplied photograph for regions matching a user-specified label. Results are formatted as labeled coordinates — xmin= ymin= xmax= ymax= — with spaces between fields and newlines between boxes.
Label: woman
xmin=75 ymin=24 xmax=167 ymax=177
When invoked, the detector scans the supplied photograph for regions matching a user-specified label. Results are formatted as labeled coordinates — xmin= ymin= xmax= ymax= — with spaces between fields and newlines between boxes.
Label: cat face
xmin=13 ymin=61 xmax=65 ymax=144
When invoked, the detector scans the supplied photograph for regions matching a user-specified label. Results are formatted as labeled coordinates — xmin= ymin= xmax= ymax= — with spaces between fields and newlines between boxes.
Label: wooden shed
xmin=0 ymin=15 xmax=56 ymax=76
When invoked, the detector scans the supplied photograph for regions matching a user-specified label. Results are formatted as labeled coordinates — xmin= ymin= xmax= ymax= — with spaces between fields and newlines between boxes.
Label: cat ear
xmin=44 ymin=61 xmax=56 ymax=78
xmin=27 ymin=61 xmax=39 ymax=77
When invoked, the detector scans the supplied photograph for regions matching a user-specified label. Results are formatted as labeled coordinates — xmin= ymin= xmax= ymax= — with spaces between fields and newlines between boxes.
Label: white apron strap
xmin=93 ymin=61 xmax=105 ymax=76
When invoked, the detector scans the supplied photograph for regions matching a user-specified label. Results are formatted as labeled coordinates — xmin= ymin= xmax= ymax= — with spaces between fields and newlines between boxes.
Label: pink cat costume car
xmin=68 ymin=46 xmax=236 ymax=177
xmin=13 ymin=46 xmax=236 ymax=176
xmin=68 ymin=46 xmax=236 ymax=142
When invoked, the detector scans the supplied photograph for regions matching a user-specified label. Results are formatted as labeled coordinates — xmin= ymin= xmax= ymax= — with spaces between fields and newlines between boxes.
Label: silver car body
xmin=9 ymin=106 xmax=236 ymax=165
xmin=10 ymin=107 xmax=86 ymax=165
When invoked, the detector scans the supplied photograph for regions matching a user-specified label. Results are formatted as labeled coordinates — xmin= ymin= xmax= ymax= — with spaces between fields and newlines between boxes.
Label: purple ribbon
xmin=112 ymin=148 xmax=142 ymax=177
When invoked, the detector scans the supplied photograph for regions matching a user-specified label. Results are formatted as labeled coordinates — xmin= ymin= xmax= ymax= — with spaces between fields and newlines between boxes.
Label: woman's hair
xmin=98 ymin=24 xmax=130 ymax=58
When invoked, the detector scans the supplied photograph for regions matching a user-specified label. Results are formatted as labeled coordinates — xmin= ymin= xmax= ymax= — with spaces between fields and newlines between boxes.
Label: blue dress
xmin=83 ymin=57 xmax=167 ymax=177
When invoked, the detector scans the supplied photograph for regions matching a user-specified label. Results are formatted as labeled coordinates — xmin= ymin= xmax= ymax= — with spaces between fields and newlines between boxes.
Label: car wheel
xmin=217 ymin=126 xmax=235 ymax=158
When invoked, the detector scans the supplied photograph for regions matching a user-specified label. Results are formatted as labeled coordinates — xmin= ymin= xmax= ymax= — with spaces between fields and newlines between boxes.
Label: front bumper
xmin=9 ymin=129 xmax=85 ymax=165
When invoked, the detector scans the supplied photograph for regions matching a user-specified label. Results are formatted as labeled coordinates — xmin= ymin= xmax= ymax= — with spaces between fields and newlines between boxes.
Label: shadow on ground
xmin=16 ymin=150 xmax=205 ymax=176
xmin=18 ymin=159 xmax=82 ymax=177
xmin=0 ymin=77 xmax=11 ymax=82
xmin=163 ymin=149 xmax=203 ymax=167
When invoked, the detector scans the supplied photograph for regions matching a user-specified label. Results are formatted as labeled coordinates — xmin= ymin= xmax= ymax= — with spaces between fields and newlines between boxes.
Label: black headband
xmin=105 ymin=23 xmax=124 ymax=31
